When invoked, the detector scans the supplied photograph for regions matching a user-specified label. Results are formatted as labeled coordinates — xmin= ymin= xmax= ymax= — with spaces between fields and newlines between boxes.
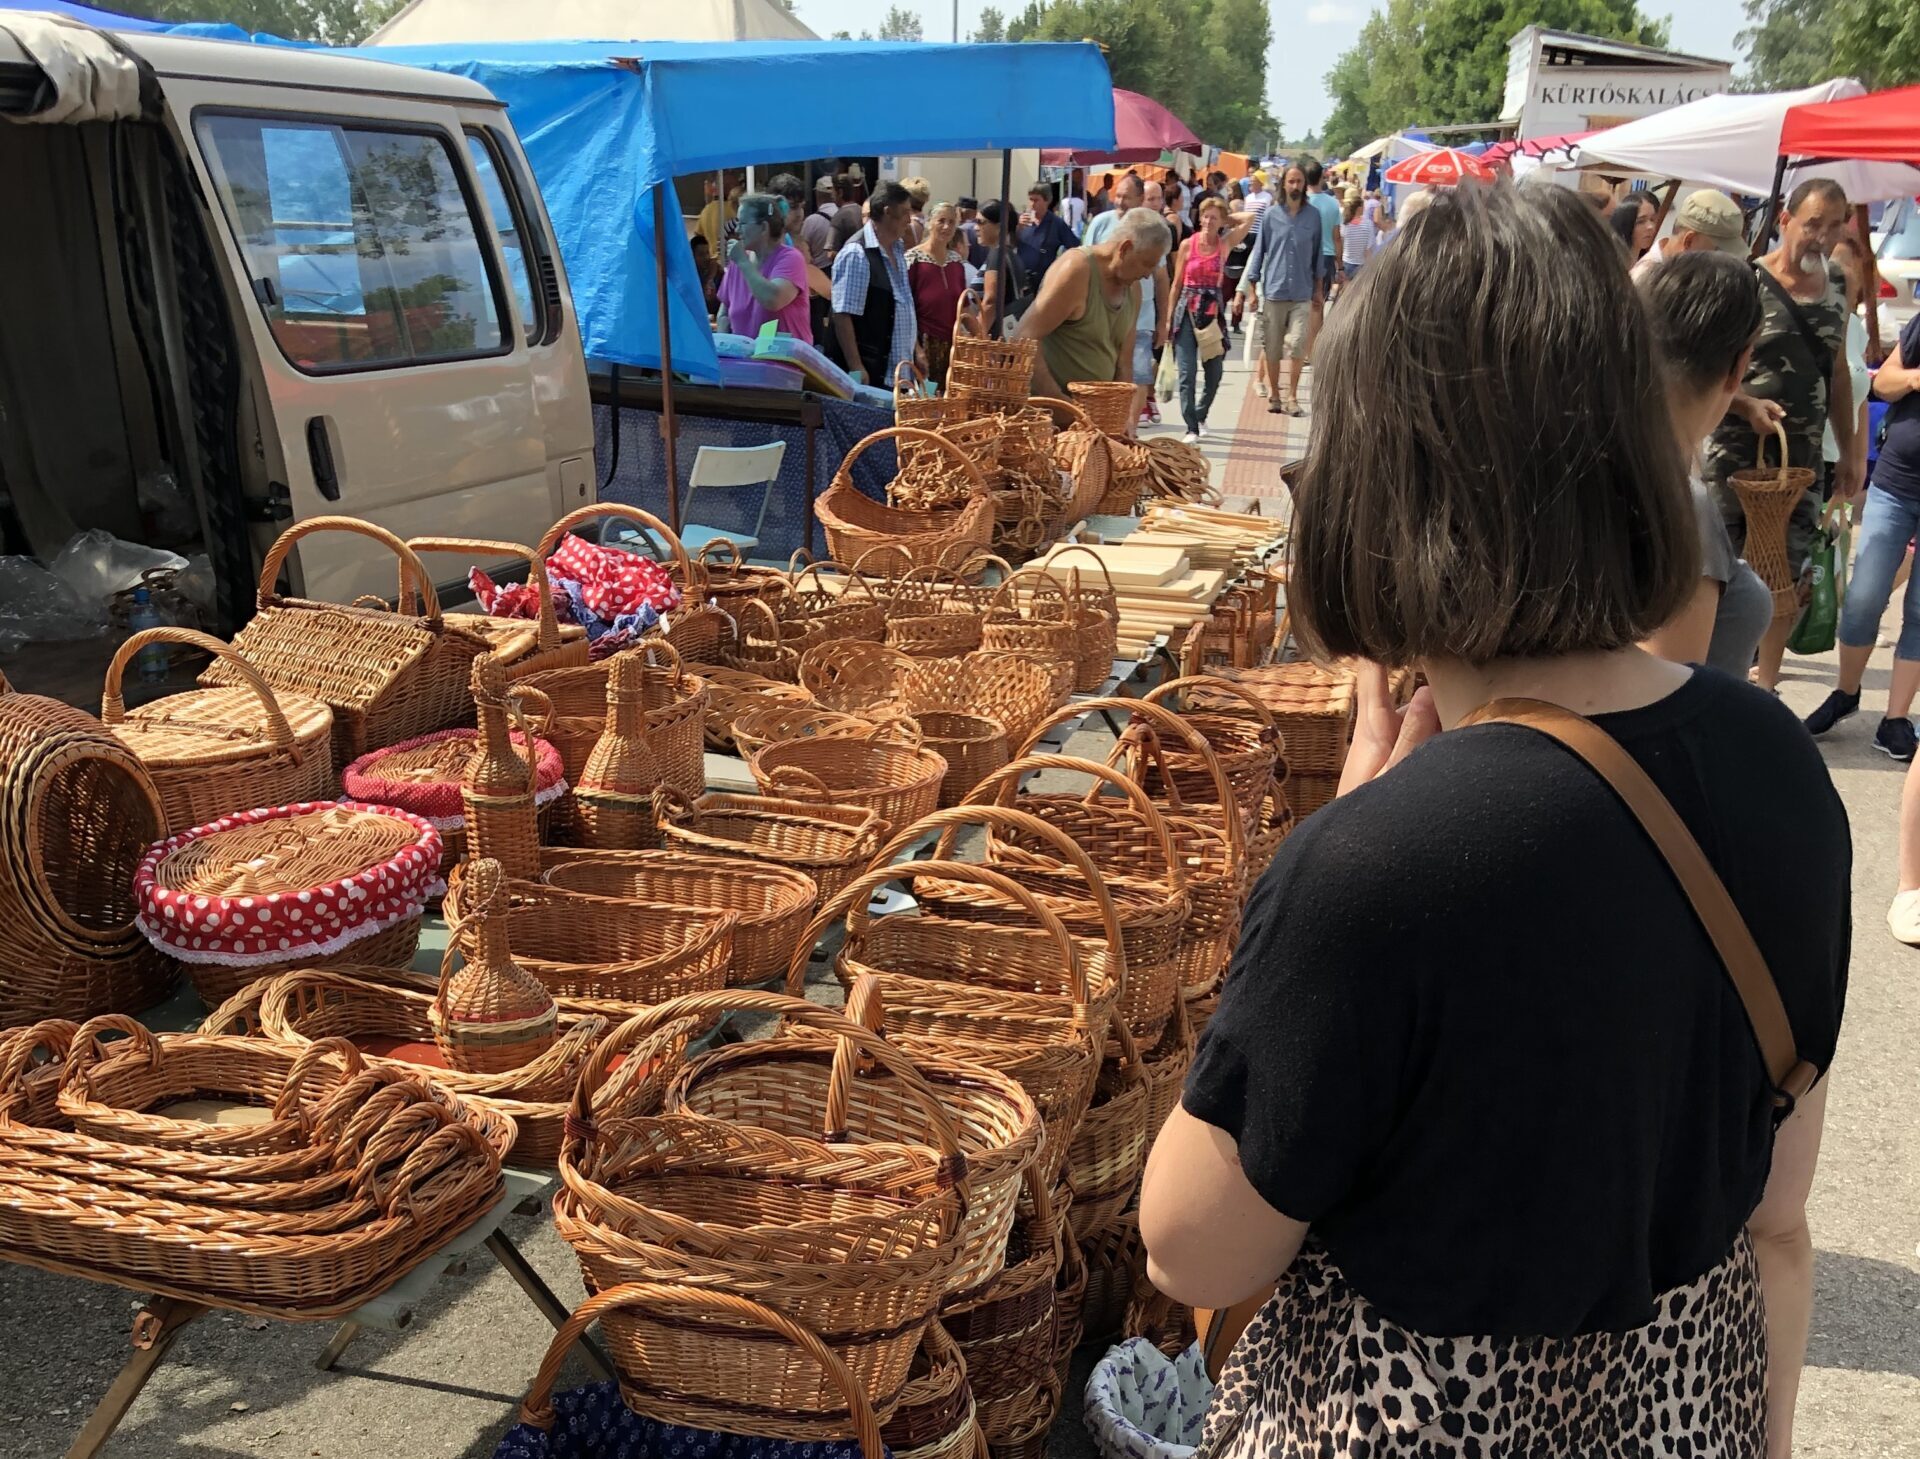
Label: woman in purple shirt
xmin=717 ymin=193 xmax=812 ymax=343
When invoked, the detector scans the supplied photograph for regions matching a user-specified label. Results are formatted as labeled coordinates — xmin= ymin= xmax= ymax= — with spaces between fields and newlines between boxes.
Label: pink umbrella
xmin=1383 ymin=147 xmax=1496 ymax=187
xmin=1041 ymin=88 xmax=1201 ymax=168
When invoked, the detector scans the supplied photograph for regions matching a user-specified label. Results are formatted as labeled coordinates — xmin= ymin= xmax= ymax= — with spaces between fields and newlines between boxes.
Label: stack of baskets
xmin=0 ymin=1017 xmax=510 ymax=1316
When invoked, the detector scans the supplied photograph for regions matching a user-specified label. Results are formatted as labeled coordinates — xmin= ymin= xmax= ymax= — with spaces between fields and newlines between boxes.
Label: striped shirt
xmin=830 ymin=223 xmax=918 ymax=382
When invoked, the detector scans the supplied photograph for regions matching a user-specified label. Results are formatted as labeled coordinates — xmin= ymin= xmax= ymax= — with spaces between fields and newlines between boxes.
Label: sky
xmin=784 ymin=0 xmax=1754 ymax=140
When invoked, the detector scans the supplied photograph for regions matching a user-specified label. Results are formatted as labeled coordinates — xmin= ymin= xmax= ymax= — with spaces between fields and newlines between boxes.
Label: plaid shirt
xmin=831 ymin=223 xmax=917 ymax=381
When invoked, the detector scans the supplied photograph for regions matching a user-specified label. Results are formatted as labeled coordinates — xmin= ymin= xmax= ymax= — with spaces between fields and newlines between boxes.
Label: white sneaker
xmin=1890 ymin=888 xmax=1920 ymax=946
xmin=1196 ymin=424 xmax=1210 ymax=439
xmin=1255 ymin=379 xmax=1269 ymax=398
xmin=1181 ymin=431 xmax=1199 ymax=444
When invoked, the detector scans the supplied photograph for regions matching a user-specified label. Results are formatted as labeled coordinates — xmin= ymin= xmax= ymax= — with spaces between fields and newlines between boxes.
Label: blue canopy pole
xmin=653 ymin=179 xmax=680 ymax=532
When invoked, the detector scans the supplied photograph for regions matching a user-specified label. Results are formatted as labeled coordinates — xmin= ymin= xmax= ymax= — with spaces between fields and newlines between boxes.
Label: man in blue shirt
xmin=1303 ymin=157 xmax=1344 ymax=362
xmin=1016 ymin=185 xmax=1080 ymax=282
xmin=1239 ymin=163 xmax=1320 ymax=415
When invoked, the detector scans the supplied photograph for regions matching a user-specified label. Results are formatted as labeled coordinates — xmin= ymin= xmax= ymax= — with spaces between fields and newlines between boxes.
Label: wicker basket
xmin=343 ymin=727 xmax=566 ymax=874
xmin=786 ymin=559 xmax=890 ymax=644
xmin=1731 ymin=423 xmax=1818 ymax=620
xmin=1189 ymin=662 xmax=1355 ymax=818
xmin=715 ymin=597 xmax=811 ymax=684
xmin=885 ymin=1323 xmax=983 ymax=1459
xmin=132 ymin=800 xmax=441 ymax=1008
xmin=209 ymin=516 xmax=491 ymax=768
xmin=1041 ymin=546 xmax=1122 ymax=693
xmin=900 ymin=654 xmax=1059 ymax=747
xmin=1136 ymin=676 xmax=1283 ymax=824
xmin=889 ymin=580 xmax=986 ymax=660
xmin=570 ymin=654 xmax=666 ymax=851
xmin=1063 ymin=382 xmax=1134 ymax=436
xmin=224 ymin=965 xmax=609 ymax=1168
xmin=896 ymin=361 xmax=969 ymax=444
xmin=817 ymin=429 xmax=993 ymax=574
xmin=749 ymin=731 xmax=947 ymax=838
xmin=1078 ymin=1214 xmax=1143 ymax=1347
xmin=979 ymin=573 xmax=1079 ymax=662
xmin=948 ymin=309 xmax=1039 ymax=414
xmin=669 ymin=976 xmax=1041 ymax=1302
xmin=517 ymin=644 xmax=708 ymax=798
xmin=540 ymin=847 xmax=817 ymax=988
xmin=534 ymin=504 xmax=724 ymax=664
xmin=0 ymin=690 xmax=178 ymax=1024
xmin=1068 ymin=1024 xmax=1149 ymax=1243
xmin=977 ymin=647 xmax=1075 ymax=707
xmin=653 ymin=788 xmax=883 ymax=906
xmin=945 ymin=1172 xmax=1064 ymax=1448
xmin=1054 ymin=424 xmax=1114 ymax=529
xmin=799 ymin=641 xmax=917 ymax=710
xmin=102 ymin=627 xmax=337 ymax=833
xmin=555 ymin=990 xmax=973 ymax=1436
xmin=694 ymin=539 xmax=788 ymax=614
xmin=915 ymin=710 xmax=1010 ymax=809
xmin=997 ymin=405 xmax=1057 ymax=477
xmin=1099 ymin=437 xmax=1151 ymax=517
xmin=694 ymin=667 xmax=815 ymax=752
xmin=400 ymin=535 xmax=589 ymax=681
xmin=731 ymin=703 xmax=887 ymax=761
xmin=894 ymin=416 xmax=1004 ymax=512
xmin=444 ymin=869 xmax=736 ymax=1005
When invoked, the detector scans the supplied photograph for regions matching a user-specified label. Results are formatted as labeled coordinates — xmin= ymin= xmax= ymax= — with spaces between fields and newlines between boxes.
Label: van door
xmin=160 ymin=78 xmax=587 ymax=605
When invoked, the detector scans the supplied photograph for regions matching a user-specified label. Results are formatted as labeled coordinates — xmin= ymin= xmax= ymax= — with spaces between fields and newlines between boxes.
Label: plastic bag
xmin=1789 ymin=525 xmax=1838 ymax=656
xmin=0 ymin=556 xmax=105 ymax=653
xmin=48 ymin=529 xmax=187 ymax=608
xmin=1084 ymin=1338 xmax=1213 ymax=1459
xmin=1155 ymin=346 xmax=1177 ymax=403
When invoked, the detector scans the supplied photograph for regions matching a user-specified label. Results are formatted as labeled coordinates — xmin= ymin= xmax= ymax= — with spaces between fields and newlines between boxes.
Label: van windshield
xmin=196 ymin=112 xmax=506 ymax=372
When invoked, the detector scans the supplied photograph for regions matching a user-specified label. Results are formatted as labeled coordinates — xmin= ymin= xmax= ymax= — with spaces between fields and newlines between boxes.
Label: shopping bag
xmin=1155 ymin=346 xmax=1177 ymax=402
xmin=1788 ymin=525 xmax=1838 ymax=656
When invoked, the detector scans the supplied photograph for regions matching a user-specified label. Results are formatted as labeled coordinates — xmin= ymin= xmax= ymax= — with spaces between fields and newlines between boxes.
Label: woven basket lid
xmin=115 ymin=687 xmax=335 ymax=770
xmin=134 ymin=800 xmax=440 ymax=967
xmin=344 ymin=729 xmax=566 ymax=828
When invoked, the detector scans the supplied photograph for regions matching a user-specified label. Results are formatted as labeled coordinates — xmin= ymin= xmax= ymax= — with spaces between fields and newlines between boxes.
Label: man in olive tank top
xmin=1017 ymin=208 xmax=1172 ymax=401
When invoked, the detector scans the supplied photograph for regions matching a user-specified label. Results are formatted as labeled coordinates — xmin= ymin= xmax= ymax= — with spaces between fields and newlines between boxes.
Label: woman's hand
xmin=1338 ymin=662 xmax=1440 ymax=796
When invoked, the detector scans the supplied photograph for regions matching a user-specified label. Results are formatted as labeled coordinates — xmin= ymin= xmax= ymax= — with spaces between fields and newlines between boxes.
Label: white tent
xmin=1574 ymin=79 xmax=1920 ymax=202
xmin=366 ymin=0 xmax=817 ymax=45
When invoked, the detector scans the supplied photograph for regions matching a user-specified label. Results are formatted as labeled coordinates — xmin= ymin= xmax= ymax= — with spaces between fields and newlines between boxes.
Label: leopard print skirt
xmin=1197 ymin=1234 xmax=1767 ymax=1459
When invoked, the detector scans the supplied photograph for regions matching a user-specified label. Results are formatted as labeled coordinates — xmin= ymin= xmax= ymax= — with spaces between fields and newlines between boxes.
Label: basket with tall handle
xmin=400 ymin=535 xmax=588 ymax=679
xmin=534 ymin=503 xmax=728 ymax=662
xmin=947 ymin=295 xmax=1038 ymax=414
xmin=1730 ymin=422 xmax=1817 ymax=620
xmin=815 ymin=428 xmax=993 ymax=573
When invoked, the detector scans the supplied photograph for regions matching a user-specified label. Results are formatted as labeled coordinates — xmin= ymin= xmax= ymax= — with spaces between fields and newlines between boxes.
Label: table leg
xmin=484 ymin=1230 xmax=613 ymax=1381
xmin=64 ymin=1298 xmax=206 ymax=1459
xmin=313 ymin=1320 xmax=363 ymax=1372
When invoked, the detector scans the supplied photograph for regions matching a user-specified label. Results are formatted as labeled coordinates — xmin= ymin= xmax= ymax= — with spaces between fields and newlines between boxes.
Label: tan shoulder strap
xmin=1463 ymin=697 xmax=1817 ymax=1108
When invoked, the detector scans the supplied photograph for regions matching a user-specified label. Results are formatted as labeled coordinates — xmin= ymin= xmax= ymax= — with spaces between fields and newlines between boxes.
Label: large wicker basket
xmin=816 ymin=429 xmax=993 ymax=575
xmin=653 ymin=788 xmax=883 ymax=905
xmin=535 ymin=504 xmax=727 ymax=664
xmin=1189 ymin=662 xmax=1356 ymax=817
xmin=749 ymin=728 xmax=948 ymax=838
xmin=102 ymin=627 xmax=336 ymax=833
xmin=208 ymin=516 xmax=491 ymax=768
xmin=516 ymin=644 xmax=708 ymax=798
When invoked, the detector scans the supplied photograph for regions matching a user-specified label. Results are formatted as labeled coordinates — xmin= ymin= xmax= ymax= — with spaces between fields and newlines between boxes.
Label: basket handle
xmin=1021 ymin=694 xmax=1243 ymax=860
xmin=371 ymin=1116 xmax=499 ymax=1221
xmin=255 ymin=515 xmax=443 ymax=625
xmin=270 ymin=1035 xmax=367 ymax=1122
xmin=571 ymin=990 xmax=974 ymax=1185
xmin=1756 ymin=420 xmax=1791 ymax=478
xmin=784 ymin=854 xmax=1086 ymax=1010
xmin=695 ymin=538 xmax=747 ymax=576
xmin=1039 ymin=544 xmax=1119 ymax=598
xmin=60 ymin=1013 xmax=162 ymax=1085
xmin=1029 ymin=393 xmax=1095 ymax=432
xmin=535 ymin=504 xmax=702 ymax=591
xmin=952 ymin=288 xmax=985 ymax=342
xmin=760 ymin=764 xmax=837 ymax=802
xmin=863 ymin=711 xmax=924 ymax=750
xmin=0 ymin=1019 xmax=78 ymax=1098
xmin=950 ymin=549 xmax=1015 ymax=586
xmin=197 ymin=979 xmax=272 ymax=1037
xmin=840 ymin=427 xmax=989 ymax=501
xmin=871 ymin=802 xmax=1129 ymax=994
xmin=893 ymin=359 xmax=928 ymax=402
xmin=967 ymin=751 xmax=1187 ymax=895
xmin=849 ymin=542 xmax=916 ymax=582
xmin=738 ymin=595 xmax=785 ymax=645
xmin=401 ymin=537 xmax=563 ymax=655
xmin=622 ymin=636 xmax=688 ymax=688
xmin=515 ymin=1281 xmax=885 ymax=1456
xmin=791 ymin=557 xmax=878 ymax=603
xmin=650 ymin=782 xmax=698 ymax=827
xmin=1144 ymin=673 xmax=1282 ymax=742
xmin=102 ymin=627 xmax=301 ymax=759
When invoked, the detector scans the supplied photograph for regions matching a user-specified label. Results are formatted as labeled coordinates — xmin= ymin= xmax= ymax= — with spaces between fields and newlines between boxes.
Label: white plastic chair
xmin=676 ymin=441 xmax=788 ymax=558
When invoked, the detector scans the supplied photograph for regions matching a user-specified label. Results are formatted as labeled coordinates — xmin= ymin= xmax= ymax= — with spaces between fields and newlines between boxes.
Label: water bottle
xmin=129 ymin=588 xmax=168 ymax=682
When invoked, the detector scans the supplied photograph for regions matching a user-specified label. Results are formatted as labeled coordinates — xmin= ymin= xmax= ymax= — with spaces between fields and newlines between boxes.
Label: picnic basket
xmin=653 ymin=788 xmax=882 ymax=905
xmin=132 ymin=800 xmax=441 ymax=1007
xmin=540 ymin=847 xmax=816 ymax=988
xmin=749 ymin=727 xmax=947 ymax=837
xmin=343 ymin=724 xmax=566 ymax=875
xmin=1730 ymin=422 xmax=1818 ymax=619
xmin=208 ymin=515 xmax=491 ymax=767
xmin=816 ymin=429 xmax=993 ymax=574
xmin=517 ymin=644 xmax=708 ymax=798
xmin=0 ymin=689 xmax=178 ymax=1024
xmin=554 ymin=990 xmax=973 ymax=1436
xmin=102 ymin=627 xmax=336 ymax=832
xmin=535 ymin=504 xmax=726 ymax=664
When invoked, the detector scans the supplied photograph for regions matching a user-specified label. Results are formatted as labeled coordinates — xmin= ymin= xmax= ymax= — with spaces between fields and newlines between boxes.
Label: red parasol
xmin=1041 ymin=87 xmax=1201 ymax=168
xmin=1382 ymin=147 xmax=1496 ymax=187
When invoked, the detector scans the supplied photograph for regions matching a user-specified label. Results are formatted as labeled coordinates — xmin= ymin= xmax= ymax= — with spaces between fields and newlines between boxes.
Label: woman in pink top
xmin=1171 ymin=196 xmax=1259 ymax=440
xmin=717 ymin=193 xmax=812 ymax=344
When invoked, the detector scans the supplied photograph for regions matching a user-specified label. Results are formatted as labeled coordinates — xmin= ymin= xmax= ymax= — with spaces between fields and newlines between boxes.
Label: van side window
xmin=463 ymin=129 xmax=539 ymax=344
xmin=195 ymin=112 xmax=507 ymax=373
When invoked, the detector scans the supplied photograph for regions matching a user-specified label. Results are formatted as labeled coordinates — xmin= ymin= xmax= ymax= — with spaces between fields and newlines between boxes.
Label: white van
xmin=0 ymin=22 xmax=594 ymax=690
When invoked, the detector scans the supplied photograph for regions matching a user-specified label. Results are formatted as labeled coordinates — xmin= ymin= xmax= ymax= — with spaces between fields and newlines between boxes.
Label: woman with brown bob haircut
xmin=1142 ymin=184 xmax=1851 ymax=1459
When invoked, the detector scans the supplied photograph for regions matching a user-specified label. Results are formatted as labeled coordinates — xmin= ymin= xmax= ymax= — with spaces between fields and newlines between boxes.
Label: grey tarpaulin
xmin=592 ymin=395 xmax=895 ymax=567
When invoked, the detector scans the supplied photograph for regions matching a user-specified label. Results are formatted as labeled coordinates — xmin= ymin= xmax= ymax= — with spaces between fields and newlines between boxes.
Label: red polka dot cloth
xmin=546 ymin=532 xmax=682 ymax=622
xmin=134 ymin=801 xmax=442 ymax=970
xmin=342 ymin=729 xmax=568 ymax=830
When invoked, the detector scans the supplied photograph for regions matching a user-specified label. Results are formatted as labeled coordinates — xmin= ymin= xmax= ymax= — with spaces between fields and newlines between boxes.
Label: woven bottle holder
xmin=462 ymin=655 xmax=550 ymax=882
xmin=431 ymin=857 xmax=559 ymax=1075
xmin=571 ymin=654 xmax=661 ymax=851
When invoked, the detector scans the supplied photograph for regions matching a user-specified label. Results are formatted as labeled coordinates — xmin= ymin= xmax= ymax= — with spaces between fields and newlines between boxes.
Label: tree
xmin=1004 ymin=1 xmax=1046 ymax=40
xmin=1734 ymin=0 xmax=1840 ymax=91
xmin=1828 ymin=0 xmax=1920 ymax=88
xmin=973 ymin=5 xmax=1007 ymax=39
xmin=831 ymin=27 xmax=854 ymax=37
xmin=119 ymin=0 xmax=402 ymax=42
xmin=876 ymin=5 xmax=926 ymax=39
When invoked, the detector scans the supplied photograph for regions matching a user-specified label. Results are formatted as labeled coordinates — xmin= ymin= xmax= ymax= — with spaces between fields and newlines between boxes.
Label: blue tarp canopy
xmin=335 ymin=39 xmax=1116 ymax=382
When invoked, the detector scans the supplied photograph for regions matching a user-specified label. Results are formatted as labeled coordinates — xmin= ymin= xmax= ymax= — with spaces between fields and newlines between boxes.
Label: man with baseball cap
xmin=1629 ymin=189 xmax=1746 ymax=282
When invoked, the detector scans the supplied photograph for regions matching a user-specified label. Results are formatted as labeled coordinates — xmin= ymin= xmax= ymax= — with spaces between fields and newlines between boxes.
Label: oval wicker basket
xmin=749 ymin=733 xmax=947 ymax=839
xmin=816 ymin=428 xmax=993 ymax=575
xmin=692 ymin=666 xmax=814 ymax=752
xmin=103 ymin=627 xmax=337 ymax=833
xmin=652 ymin=787 xmax=883 ymax=905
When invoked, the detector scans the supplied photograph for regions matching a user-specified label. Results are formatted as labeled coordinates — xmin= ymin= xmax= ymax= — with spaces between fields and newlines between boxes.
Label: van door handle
xmin=306 ymin=417 xmax=341 ymax=501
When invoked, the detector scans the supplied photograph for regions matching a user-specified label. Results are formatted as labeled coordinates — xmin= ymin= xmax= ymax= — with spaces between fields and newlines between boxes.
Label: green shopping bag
xmin=1789 ymin=524 xmax=1839 ymax=656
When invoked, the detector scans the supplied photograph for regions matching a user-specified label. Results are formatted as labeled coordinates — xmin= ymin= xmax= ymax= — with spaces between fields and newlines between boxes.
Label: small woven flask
xmin=431 ymin=856 xmax=557 ymax=1073
xmin=572 ymin=653 xmax=661 ymax=849
xmin=463 ymin=654 xmax=542 ymax=879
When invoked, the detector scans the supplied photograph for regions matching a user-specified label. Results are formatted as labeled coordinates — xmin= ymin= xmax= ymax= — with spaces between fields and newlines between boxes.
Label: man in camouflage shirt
xmin=1704 ymin=177 xmax=1864 ymax=689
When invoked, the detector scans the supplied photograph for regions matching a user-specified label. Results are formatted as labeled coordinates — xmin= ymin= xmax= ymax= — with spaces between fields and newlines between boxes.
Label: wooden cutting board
xmin=1039 ymin=543 xmax=1190 ymax=588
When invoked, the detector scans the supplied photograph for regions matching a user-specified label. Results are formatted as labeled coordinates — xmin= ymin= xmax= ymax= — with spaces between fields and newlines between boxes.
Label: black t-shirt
xmin=1874 ymin=311 xmax=1920 ymax=504
xmin=1184 ymin=669 xmax=1850 ymax=1339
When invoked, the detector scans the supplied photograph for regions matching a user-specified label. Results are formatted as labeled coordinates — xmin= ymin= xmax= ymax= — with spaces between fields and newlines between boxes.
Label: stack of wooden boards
xmin=1040 ymin=505 xmax=1286 ymax=660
